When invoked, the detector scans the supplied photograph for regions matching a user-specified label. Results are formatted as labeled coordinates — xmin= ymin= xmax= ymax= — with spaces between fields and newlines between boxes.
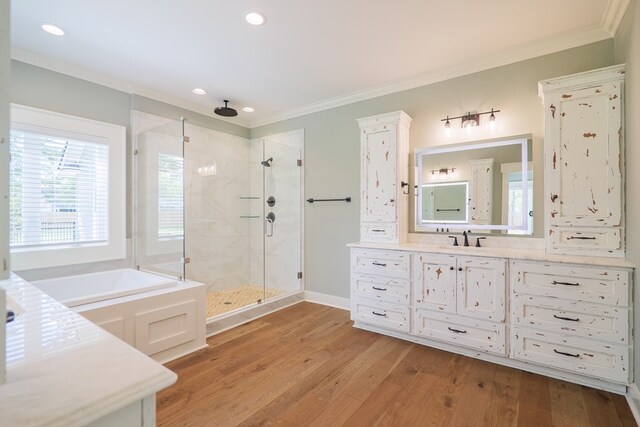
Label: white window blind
xmin=9 ymin=129 xmax=109 ymax=249
xmin=157 ymin=153 xmax=184 ymax=239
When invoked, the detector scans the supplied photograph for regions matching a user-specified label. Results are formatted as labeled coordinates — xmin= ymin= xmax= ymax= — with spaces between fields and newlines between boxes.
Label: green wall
xmin=251 ymin=40 xmax=615 ymax=299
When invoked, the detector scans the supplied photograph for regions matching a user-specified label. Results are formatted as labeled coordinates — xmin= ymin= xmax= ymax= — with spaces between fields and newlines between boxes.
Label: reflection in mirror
xmin=415 ymin=135 xmax=533 ymax=234
xmin=422 ymin=182 xmax=468 ymax=223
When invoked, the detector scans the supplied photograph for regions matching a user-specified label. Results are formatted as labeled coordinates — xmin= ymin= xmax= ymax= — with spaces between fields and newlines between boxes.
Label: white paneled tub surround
xmin=0 ymin=274 xmax=176 ymax=427
xmin=32 ymin=269 xmax=207 ymax=364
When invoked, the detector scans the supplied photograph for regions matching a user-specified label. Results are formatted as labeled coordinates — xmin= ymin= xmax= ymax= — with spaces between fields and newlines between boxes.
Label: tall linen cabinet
xmin=357 ymin=111 xmax=412 ymax=243
xmin=539 ymin=65 xmax=625 ymax=257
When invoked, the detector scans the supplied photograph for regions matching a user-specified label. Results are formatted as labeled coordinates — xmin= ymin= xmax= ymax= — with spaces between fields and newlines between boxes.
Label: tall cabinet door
xmin=546 ymin=81 xmax=622 ymax=227
xmin=456 ymin=256 xmax=506 ymax=322
xmin=361 ymin=124 xmax=397 ymax=223
xmin=413 ymin=253 xmax=456 ymax=313
xmin=357 ymin=111 xmax=412 ymax=244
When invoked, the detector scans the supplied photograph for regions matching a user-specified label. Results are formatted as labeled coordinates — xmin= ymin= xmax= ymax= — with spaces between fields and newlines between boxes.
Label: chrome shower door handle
xmin=265 ymin=218 xmax=274 ymax=237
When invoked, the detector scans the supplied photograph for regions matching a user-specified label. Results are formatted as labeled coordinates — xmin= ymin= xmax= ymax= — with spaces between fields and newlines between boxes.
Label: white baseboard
xmin=626 ymin=383 xmax=640 ymax=423
xmin=304 ymin=291 xmax=350 ymax=310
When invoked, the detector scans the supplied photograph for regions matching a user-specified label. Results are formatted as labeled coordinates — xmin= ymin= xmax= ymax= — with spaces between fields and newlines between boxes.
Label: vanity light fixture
xmin=245 ymin=12 xmax=266 ymax=25
xmin=441 ymin=109 xmax=501 ymax=129
xmin=41 ymin=24 xmax=65 ymax=36
xmin=430 ymin=167 xmax=456 ymax=175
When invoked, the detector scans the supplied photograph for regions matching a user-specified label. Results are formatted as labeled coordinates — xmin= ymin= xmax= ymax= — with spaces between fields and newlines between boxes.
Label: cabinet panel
xmin=469 ymin=158 xmax=494 ymax=225
xmin=414 ymin=309 xmax=506 ymax=355
xmin=511 ymin=261 xmax=630 ymax=306
xmin=361 ymin=126 xmax=397 ymax=223
xmin=512 ymin=294 xmax=628 ymax=344
xmin=413 ymin=253 xmax=456 ymax=313
xmin=351 ymin=274 xmax=410 ymax=305
xmin=456 ymin=257 xmax=506 ymax=322
xmin=512 ymin=327 xmax=629 ymax=383
xmin=351 ymin=298 xmax=410 ymax=333
xmin=351 ymin=248 xmax=411 ymax=279
xmin=549 ymin=227 xmax=621 ymax=251
xmin=135 ymin=300 xmax=197 ymax=356
xmin=360 ymin=222 xmax=397 ymax=242
xmin=546 ymin=82 xmax=622 ymax=227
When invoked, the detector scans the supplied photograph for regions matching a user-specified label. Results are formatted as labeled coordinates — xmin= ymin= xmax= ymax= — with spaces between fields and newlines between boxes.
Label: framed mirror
xmin=415 ymin=135 xmax=533 ymax=234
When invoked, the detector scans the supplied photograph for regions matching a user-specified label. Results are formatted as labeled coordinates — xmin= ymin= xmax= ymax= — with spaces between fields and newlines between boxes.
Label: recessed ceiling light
xmin=242 ymin=107 xmax=255 ymax=113
xmin=192 ymin=88 xmax=207 ymax=95
xmin=41 ymin=24 xmax=65 ymax=36
xmin=245 ymin=12 xmax=266 ymax=26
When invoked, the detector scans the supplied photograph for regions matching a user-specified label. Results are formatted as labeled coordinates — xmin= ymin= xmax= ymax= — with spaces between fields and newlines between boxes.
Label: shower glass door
xmin=263 ymin=138 xmax=302 ymax=298
xmin=134 ymin=119 xmax=185 ymax=280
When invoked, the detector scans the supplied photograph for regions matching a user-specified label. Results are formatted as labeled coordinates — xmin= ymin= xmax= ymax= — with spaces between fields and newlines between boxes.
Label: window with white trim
xmin=9 ymin=105 xmax=126 ymax=270
xmin=157 ymin=153 xmax=184 ymax=239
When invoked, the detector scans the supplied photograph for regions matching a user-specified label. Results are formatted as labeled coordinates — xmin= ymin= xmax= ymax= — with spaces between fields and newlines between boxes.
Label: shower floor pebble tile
xmin=206 ymin=285 xmax=283 ymax=318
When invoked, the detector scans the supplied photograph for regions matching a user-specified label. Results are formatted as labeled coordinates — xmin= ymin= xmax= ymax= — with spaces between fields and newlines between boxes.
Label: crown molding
xmin=602 ymin=0 xmax=631 ymax=37
xmin=11 ymin=48 xmax=250 ymax=128
xmin=248 ymin=24 xmax=611 ymax=128
xmin=12 ymin=19 xmax=615 ymax=131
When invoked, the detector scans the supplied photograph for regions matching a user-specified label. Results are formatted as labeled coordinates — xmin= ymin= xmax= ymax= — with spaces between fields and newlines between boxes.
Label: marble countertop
xmin=347 ymin=242 xmax=635 ymax=269
xmin=0 ymin=274 xmax=177 ymax=427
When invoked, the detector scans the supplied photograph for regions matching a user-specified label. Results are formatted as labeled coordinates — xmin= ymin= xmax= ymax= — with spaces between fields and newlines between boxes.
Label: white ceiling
xmin=10 ymin=0 xmax=627 ymax=127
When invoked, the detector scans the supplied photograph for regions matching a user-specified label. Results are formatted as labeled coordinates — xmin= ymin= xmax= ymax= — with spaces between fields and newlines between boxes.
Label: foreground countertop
xmin=347 ymin=242 xmax=635 ymax=269
xmin=0 ymin=274 xmax=177 ymax=427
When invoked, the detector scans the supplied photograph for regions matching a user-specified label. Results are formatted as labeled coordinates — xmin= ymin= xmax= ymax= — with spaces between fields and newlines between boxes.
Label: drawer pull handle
xmin=552 ymin=280 xmax=580 ymax=286
xmin=372 ymin=261 xmax=387 ymax=267
xmin=553 ymin=314 xmax=580 ymax=322
xmin=568 ymin=236 xmax=597 ymax=240
xmin=372 ymin=286 xmax=387 ymax=291
xmin=553 ymin=349 xmax=580 ymax=358
xmin=448 ymin=327 xmax=467 ymax=334
xmin=372 ymin=311 xmax=387 ymax=317
xmin=371 ymin=229 xmax=385 ymax=232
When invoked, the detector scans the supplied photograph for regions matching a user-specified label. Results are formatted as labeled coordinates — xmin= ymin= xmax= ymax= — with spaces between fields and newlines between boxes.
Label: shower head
xmin=214 ymin=100 xmax=238 ymax=117
xmin=261 ymin=157 xmax=273 ymax=167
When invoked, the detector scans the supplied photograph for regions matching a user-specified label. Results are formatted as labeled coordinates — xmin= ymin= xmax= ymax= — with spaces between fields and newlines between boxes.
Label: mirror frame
xmin=415 ymin=134 xmax=531 ymax=233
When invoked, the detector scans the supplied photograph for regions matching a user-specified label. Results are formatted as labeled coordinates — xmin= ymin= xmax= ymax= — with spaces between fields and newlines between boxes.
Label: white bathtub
xmin=32 ymin=269 xmax=177 ymax=307
xmin=32 ymin=268 xmax=206 ymax=363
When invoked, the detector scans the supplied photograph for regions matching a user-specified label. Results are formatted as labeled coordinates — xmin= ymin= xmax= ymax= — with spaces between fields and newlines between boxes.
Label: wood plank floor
xmin=157 ymin=302 xmax=637 ymax=427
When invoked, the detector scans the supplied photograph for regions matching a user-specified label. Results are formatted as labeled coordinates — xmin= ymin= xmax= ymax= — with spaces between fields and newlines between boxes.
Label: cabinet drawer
xmin=413 ymin=309 xmax=506 ymax=355
xmin=360 ymin=222 xmax=398 ymax=242
xmin=512 ymin=294 xmax=629 ymax=344
xmin=511 ymin=261 xmax=630 ymax=306
xmin=512 ymin=327 xmax=630 ymax=384
xmin=351 ymin=274 xmax=410 ymax=305
xmin=351 ymin=248 xmax=410 ymax=278
xmin=549 ymin=227 xmax=621 ymax=251
xmin=351 ymin=298 xmax=410 ymax=333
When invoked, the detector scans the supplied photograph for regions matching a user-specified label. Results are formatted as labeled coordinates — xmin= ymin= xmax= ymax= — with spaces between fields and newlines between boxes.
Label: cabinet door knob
xmin=449 ymin=266 xmax=454 ymax=271
xmin=458 ymin=267 xmax=463 ymax=271
xmin=390 ymin=199 xmax=395 ymax=203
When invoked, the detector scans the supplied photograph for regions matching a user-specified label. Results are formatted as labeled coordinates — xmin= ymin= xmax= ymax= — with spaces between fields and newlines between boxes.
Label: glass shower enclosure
xmin=134 ymin=117 xmax=303 ymax=320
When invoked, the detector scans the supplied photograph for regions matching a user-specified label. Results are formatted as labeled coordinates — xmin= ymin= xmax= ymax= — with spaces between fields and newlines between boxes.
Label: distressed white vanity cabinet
xmin=539 ymin=65 xmax=625 ymax=257
xmin=350 ymin=245 xmax=633 ymax=392
xmin=357 ymin=111 xmax=412 ymax=243
xmin=412 ymin=253 xmax=507 ymax=355
xmin=511 ymin=260 xmax=631 ymax=384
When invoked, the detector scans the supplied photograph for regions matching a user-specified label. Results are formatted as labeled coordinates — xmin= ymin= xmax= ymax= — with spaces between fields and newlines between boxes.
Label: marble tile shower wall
xmin=184 ymin=123 xmax=254 ymax=292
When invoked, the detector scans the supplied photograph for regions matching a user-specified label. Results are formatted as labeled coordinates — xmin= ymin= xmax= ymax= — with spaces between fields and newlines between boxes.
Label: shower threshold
xmin=205 ymin=289 xmax=304 ymax=337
